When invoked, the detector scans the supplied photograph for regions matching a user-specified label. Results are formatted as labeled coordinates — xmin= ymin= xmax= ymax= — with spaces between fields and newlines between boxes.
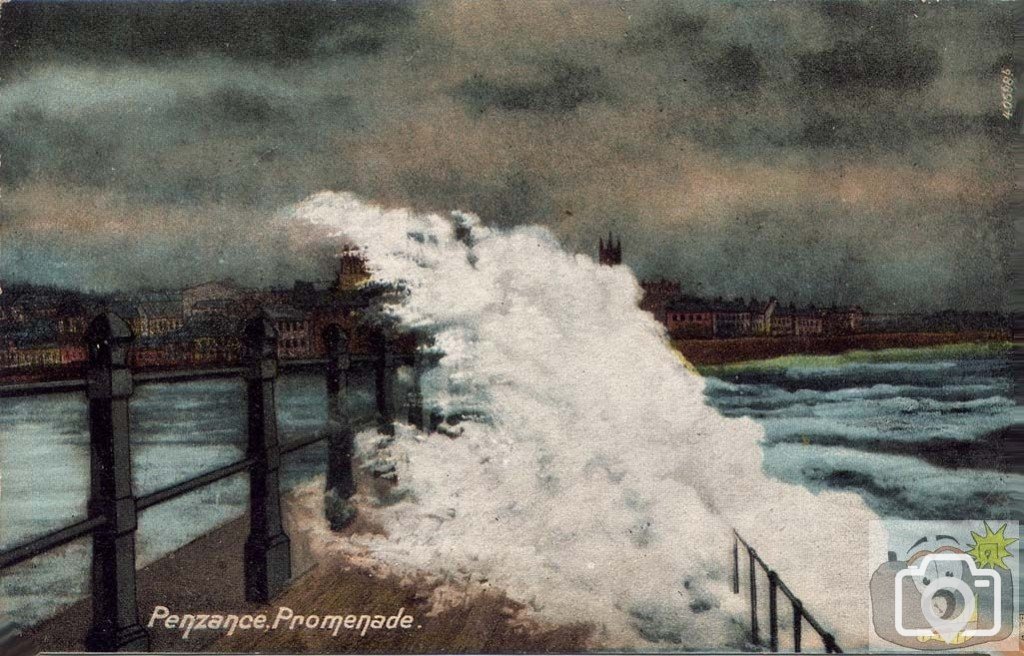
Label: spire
xmin=599 ymin=232 xmax=623 ymax=266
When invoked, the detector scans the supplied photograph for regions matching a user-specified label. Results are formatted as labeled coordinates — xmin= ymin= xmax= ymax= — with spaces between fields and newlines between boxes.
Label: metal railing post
xmin=84 ymin=312 xmax=149 ymax=652
xmin=732 ymin=532 xmax=739 ymax=594
xmin=242 ymin=311 xmax=291 ymax=602
xmin=749 ymin=548 xmax=759 ymax=646
xmin=407 ymin=343 xmax=425 ymax=431
xmin=375 ymin=329 xmax=396 ymax=436
xmin=768 ymin=570 xmax=779 ymax=652
xmin=323 ymin=325 xmax=356 ymax=530
xmin=792 ymin=599 xmax=803 ymax=653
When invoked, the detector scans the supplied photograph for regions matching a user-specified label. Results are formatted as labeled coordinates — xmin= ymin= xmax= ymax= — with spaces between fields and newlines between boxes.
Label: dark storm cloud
xmin=704 ymin=45 xmax=762 ymax=93
xmin=0 ymin=0 xmax=413 ymax=66
xmin=0 ymin=0 xmax=1015 ymax=311
xmin=455 ymin=61 xmax=608 ymax=114
xmin=622 ymin=5 xmax=706 ymax=52
xmin=798 ymin=2 xmax=941 ymax=91
xmin=797 ymin=40 xmax=940 ymax=92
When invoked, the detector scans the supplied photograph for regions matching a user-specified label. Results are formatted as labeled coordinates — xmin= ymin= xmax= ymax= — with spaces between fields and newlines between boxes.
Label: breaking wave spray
xmin=286 ymin=192 xmax=880 ymax=649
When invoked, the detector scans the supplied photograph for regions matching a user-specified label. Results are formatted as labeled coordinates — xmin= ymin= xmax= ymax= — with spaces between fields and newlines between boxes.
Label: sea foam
xmin=287 ymin=191 xmax=881 ymax=649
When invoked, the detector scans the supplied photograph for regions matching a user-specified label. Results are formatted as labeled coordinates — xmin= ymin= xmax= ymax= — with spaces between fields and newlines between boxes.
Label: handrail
xmin=0 ymin=515 xmax=108 ymax=570
xmin=0 ymin=353 xmax=419 ymax=396
xmin=136 ymin=416 xmax=379 ymax=511
xmin=280 ymin=357 xmax=333 ymax=369
xmin=0 ymin=378 xmax=88 ymax=398
xmin=134 ymin=367 xmax=247 ymax=385
xmin=733 ymin=530 xmax=842 ymax=653
xmin=0 ymin=367 xmax=252 ymax=396
xmin=137 ymin=457 xmax=256 ymax=511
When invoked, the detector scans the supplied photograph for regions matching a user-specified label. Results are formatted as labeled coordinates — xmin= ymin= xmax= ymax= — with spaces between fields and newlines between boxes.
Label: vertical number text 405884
xmin=1000 ymin=67 xmax=1014 ymax=120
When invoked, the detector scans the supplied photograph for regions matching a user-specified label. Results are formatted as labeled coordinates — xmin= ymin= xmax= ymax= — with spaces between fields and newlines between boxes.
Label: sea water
xmin=0 ymin=370 xmax=378 ymax=633
xmin=1 ymin=346 xmax=1017 ymax=645
xmin=701 ymin=345 xmax=1021 ymax=521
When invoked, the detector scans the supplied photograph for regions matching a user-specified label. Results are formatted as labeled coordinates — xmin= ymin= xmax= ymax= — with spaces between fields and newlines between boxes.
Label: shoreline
xmin=673 ymin=331 xmax=1009 ymax=368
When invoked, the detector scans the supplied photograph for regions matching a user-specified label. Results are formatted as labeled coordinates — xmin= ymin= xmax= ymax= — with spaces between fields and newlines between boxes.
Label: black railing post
xmin=732 ymin=532 xmax=841 ymax=654
xmin=732 ymin=532 xmax=739 ymax=594
xmin=375 ymin=329 xmax=396 ymax=436
xmin=407 ymin=344 xmax=425 ymax=431
xmin=84 ymin=312 xmax=149 ymax=652
xmin=323 ymin=325 xmax=357 ymax=530
xmin=749 ymin=548 xmax=759 ymax=646
xmin=792 ymin=599 xmax=803 ymax=653
xmin=242 ymin=311 xmax=291 ymax=602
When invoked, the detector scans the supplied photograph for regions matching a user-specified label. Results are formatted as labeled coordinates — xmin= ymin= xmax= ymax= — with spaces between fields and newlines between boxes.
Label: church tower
xmin=598 ymin=232 xmax=622 ymax=266
xmin=335 ymin=245 xmax=371 ymax=292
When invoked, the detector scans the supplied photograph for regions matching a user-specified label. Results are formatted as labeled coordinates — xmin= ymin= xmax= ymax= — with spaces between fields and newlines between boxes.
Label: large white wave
xmin=286 ymin=192 xmax=881 ymax=649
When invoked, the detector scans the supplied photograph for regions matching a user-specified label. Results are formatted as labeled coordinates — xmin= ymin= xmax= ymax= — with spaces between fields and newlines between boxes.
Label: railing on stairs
xmin=733 ymin=530 xmax=843 ymax=653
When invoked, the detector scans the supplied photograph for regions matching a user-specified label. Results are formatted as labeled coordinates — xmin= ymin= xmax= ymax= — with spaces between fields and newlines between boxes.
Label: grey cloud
xmin=797 ymin=40 xmax=941 ymax=92
xmin=0 ymin=0 xmax=1016 ymax=311
xmin=455 ymin=61 xmax=608 ymax=114
xmin=703 ymin=45 xmax=762 ymax=93
xmin=0 ymin=0 xmax=414 ymax=67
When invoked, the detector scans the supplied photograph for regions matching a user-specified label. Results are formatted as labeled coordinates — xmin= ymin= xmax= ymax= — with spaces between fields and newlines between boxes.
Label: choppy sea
xmin=700 ymin=343 xmax=1022 ymax=520
xmin=1 ymin=343 xmax=1020 ymax=632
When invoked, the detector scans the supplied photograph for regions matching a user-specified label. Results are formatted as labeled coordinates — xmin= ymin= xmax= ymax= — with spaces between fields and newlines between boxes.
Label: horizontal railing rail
xmin=279 ymin=416 xmax=377 ymax=457
xmin=0 ymin=354 xmax=421 ymax=398
xmin=733 ymin=530 xmax=842 ymax=653
xmin=135 ymin=457 xmax=257 ymax=512
xmin=0 ymin=378 xmax=88 ymax=398
xmin=0 ymin=516 xmax=108 ymax=571
xmin=0 ymin=310 xmax=428 ymax=652
xmin=134 ymin=366 xmax=248 ymax=385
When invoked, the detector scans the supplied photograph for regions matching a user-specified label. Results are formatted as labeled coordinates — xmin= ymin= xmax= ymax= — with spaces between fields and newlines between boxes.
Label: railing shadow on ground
xmin=0 ymin=310 xmax=426 ymax=652
xmin=733 ymin=530 xmax=842 ymax=653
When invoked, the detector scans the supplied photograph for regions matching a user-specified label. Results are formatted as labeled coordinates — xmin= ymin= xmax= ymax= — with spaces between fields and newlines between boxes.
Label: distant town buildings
xmin=0 ymin=253 xmax=376 ymax=378
xmin=598 ymin=236 xmax=1001 ymax=341
xmin=180 ymin=280 xmax=239 ymax=316
xmin=0 ymin=238 xmax=1011 ymax=379
xmin=639 ymin=279 xmax=682 ymax=323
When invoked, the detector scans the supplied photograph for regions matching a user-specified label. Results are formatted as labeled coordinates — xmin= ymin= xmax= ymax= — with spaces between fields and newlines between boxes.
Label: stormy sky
xmin=0 ymin=0 xmax=1016 ymax=311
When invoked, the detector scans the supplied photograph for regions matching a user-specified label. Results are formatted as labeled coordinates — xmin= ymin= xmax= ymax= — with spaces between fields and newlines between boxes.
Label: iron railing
xmin=733 ymin=530 xmax=842 ymax=653
xmin=0 ymin=311 xmax=425 ymax=652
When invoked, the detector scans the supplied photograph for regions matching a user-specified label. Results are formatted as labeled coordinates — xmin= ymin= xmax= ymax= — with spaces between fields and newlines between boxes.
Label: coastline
xmin=673 ymin=331 xmax=1010 ymax=368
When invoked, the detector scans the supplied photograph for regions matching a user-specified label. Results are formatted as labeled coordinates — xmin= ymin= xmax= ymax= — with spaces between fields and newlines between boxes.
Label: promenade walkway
xmin=14 ymin=480 xmax=592 ymax=654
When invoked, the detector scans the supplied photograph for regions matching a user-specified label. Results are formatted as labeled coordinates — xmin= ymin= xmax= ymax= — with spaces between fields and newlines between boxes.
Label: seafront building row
xmin=640 ymin=281 xmax=864 ymax=339
xmin=0 ymin=241 xmax=1010 ymax=376
xmin=0 ymin=249 xmax=374 ymax=373
xmin=601 ymin=235 xmax=864 ymax=337
xmin=597 ymin=234 xmax=1007 ymax=340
